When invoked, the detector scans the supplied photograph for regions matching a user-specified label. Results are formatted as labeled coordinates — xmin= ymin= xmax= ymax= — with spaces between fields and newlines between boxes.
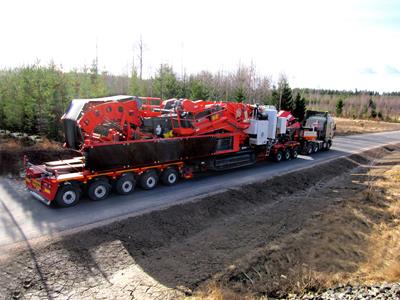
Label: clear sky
xmin=1 ymin=0 xmax=399 ymax=92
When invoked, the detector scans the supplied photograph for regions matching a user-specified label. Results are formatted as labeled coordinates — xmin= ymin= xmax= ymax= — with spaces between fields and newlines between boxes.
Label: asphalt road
xmin=1 ymin=131 xmax=400 ymax=248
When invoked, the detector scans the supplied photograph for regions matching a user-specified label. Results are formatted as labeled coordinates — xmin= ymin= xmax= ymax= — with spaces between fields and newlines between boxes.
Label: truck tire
xmin=291 ymin=147 xmax=299 ymax=159
xmin=88 ymin=179 xmax=111 ymax=201
xmin=283 ymin=148 xmax=291 ymax=160
xmin=140 ymin=170 xmax=159 ymax=190
xmin=326 ymin=140 xmax=332 ymax=151
xmin=115 ymin=173 xmax=136 ymax=195
xmin=161 ymin=168 xmax=178 ymax=186
xmin=312 ymin=143 xmax=319 ymax=153
xmin=306 ymin=143 xmax=313 ymax=155
xmin=274 ymin=150 xmax=283 ymax=162
xmin=55 ymin=184 xmax=81 ymax=207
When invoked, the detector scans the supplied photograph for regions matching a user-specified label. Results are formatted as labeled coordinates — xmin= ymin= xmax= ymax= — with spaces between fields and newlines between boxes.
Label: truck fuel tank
xmin=245 ymin=119 xmax=269 ymax=145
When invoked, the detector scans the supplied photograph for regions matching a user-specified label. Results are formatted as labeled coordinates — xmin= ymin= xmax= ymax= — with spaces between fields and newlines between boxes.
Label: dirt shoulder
xmin=0 ymin=138 xmax=78 ymax=176
xmin=0 ymin=146 xmax=399 ymax=299
xmin=335 ymin=117 xmax=400 ymax=136
xmin=200 ymin=146 xmax=400 ymax=299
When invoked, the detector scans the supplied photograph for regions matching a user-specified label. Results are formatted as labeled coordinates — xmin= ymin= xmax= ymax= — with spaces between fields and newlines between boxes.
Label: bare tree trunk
xmin=160 ymin=64 xmax=164 ymax=99
xmin=138 ymin=36 xmax=144 ymax=80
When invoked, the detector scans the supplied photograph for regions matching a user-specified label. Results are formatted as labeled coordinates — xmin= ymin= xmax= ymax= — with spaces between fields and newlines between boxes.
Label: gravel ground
xmin=290 ymin=283 xmax=400 ymax=299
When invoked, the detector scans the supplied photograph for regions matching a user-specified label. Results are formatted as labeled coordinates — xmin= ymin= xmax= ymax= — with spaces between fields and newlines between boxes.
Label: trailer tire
xmin=291 ymin=147 xmax=299 ymax=159
xmin=88 ymin=179 xmax=111 ymax=201
xmin=274 ymin=150 xmax=283 ymax=162
xmin=115 ymin=173 xmax=136 ymax=195
xmin=283 ymin=148 xmax=291 ymax=160
xmin=161 ymin=168 xmax=179 ymax=186
xmin=140 ymin=170 xmax=159 ymax=190
xmin=55 ymin=184 xmax=81 ymax=207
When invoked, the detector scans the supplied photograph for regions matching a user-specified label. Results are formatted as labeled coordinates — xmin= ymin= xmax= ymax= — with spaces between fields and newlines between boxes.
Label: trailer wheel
xmin=55 ymin=184 xmax=81 ymax=207
xmin=161 ymin=168 xmax=179 ymax=186
xmin=283 ymin=148 xmax=291 ymax=160
xmin=115 ymin=173 xmax=136 ymax=195
xmin=140 ymin=170 xmax=159 ymax=190
xmin=88 ymin=179 xmax=111 ymax=201
xmin=312 ymin=143 xmax=319 ymax=153
xmin=274 ymin=150 xmax=283 ymax=162
xmin=291 ymin=147 xmax=299 ymax=159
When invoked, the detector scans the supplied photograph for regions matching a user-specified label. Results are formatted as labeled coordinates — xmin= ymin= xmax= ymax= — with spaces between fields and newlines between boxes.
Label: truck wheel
xmin=274 ymin=150 xmax=283 ymax=162
xmin=88 ymin=179 xmax=111 ymax=201
xmin=306 ymin=144 xmax=313 ymax=155
xmin=161 ymin=168 xmax=178 ymax=186
xmin=140 ymin=170 xmax=158 ymax=190
xmin=115 ymin=173 xmax=136 ymax=195
xmin=283 ymin=148 xmax=291 ymax=160
xmin=326 ymin=140 xmax=332 ymax=151
xmin=291 ymin=147 xmax=299 ymax=159
xmin=55 ymin=184 xmax=81 ymax=207
xmin=312 ymin=143 xmax=319 ymax=153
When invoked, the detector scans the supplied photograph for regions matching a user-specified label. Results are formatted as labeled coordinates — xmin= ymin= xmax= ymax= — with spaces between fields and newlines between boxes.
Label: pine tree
xmin=89 ymin=59 xmax=98 ymax=84
xmin=153 ymin=64 xmax=179 ymax=99
xmin=234 ymin=85 xmax=246 ymax=102
xmin=190 ymin=79 xmax=209 ymax=100
xmin=367 ymin=97 xmax=377 ymax=118
xmin=129 ymin=68 xmax=141 ymax=96
xmin=336 ymin=98 xmax=344 ymax=116
xmin=293 ymin=93 xmax=306 ymax=121
xmin=269 ymin=86 xmax=280 ymax=108
xmin=368 ymin=98 xmax=376 ymax=110
xmin=89 ymin=59 xmax=108 ymax=97
xmin=279 ymin=80 xmax=293 ymax=111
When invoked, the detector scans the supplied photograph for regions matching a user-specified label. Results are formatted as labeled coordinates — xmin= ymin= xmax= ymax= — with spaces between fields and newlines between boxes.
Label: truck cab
xmin=302 ymin=110 xmax=335 ymax=153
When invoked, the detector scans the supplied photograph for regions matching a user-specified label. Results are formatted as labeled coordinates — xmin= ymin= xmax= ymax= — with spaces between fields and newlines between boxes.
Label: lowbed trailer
xmin=25 ymin=95 xmax=334 ymax=207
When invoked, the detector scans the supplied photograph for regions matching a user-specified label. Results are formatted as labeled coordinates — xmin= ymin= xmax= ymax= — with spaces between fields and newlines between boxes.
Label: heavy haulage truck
xmin=25 ymin=95 xmax=335 ymax=207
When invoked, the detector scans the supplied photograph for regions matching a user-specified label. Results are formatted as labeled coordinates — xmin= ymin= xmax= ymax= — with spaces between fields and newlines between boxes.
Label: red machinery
xmin=25 ymin=96 xmax=311 ymax=207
